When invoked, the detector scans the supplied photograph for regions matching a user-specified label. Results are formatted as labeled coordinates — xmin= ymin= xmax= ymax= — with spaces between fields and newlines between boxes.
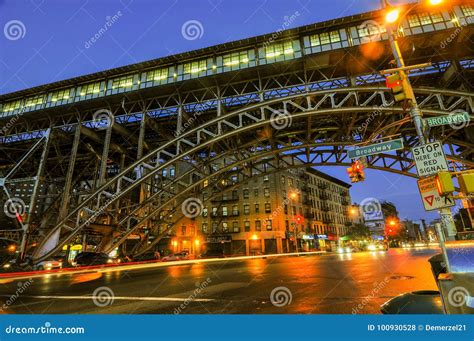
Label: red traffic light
xmin=294 ymin=214 xmax=304 ymax=224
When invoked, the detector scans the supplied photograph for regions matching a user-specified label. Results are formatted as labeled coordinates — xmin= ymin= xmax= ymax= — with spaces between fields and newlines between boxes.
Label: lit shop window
xmin=111 ymin=75 xmax=134 ymax=89
xmin=265 ymin=41 xmax=294 ymax=58
xmin=183 ymin=59 xmax=208 ymax=75
xmin=80 ymin=82 xmax=101 ymax=96
xmin=146 ymin=68 xmax=169 ymax=82
xmin=51 ymin=89 xmax=71 ymax=102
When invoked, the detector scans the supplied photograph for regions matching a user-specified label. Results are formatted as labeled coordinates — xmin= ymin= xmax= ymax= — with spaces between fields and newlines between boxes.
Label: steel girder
xmin=30 ymin=86 xmax=474 ymax=261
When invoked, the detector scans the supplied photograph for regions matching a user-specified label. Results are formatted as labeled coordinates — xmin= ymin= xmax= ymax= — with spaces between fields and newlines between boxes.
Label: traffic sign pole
xmin=380 ymin=0 xmax=457 ymax=240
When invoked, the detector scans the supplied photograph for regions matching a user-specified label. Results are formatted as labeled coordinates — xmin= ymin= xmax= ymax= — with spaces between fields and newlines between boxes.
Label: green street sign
xmin=348 ymin=138 xmax=404 ymax=159
xmin=425 ymin=112 xmax=470 ymax=128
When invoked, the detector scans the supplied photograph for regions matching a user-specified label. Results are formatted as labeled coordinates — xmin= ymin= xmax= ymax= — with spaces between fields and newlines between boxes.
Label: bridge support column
xmin=98 ymin=124 xmax=112 ymax=186
xmin=20 ymin=128 xmax=52 ymax=259
xmin=58 ymin=124 xmax=81 ymax=220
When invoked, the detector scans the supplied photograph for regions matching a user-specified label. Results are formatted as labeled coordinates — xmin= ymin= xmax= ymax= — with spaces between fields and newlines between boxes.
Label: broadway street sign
xmin=424 ymin=112 xmax=470 ymax=128
xmin=348 ymin=138 xmax=404 ymax=159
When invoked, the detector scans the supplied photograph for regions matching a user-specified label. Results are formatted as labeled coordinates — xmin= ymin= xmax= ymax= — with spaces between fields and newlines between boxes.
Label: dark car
xmin=73 ymin=252 xmax=110 ymax=266
xmin=0 ymin=240 xmax=17 ymax=266
xmin=200 ymin=249 xmax=225 ymax=259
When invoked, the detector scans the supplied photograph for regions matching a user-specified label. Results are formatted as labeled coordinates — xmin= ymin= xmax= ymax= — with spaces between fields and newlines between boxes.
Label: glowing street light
xmin=289 ymin=191 xmax=298 ymax=200
xmin=428 ymin=0 xmax=443 ymax=5
xmin=385 ymin=8 xmax=400 ymax=24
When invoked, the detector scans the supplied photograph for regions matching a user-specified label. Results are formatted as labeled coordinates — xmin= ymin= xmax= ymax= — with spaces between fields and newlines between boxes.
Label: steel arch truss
xmin=30 ymin=86 xmax=474 ymax=261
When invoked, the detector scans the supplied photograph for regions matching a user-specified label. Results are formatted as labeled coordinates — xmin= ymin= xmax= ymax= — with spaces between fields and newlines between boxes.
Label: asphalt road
xmin=0 ymin=247 xmax=440 ymax=314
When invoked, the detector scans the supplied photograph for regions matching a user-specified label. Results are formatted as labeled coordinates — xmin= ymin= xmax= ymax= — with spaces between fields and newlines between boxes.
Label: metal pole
xmin=381 ymin=0 xmax=457 ymax=241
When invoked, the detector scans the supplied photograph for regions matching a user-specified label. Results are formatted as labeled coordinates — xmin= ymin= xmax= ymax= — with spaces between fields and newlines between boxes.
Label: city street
xmin=0 ymin=247 xmax=440 ymax=314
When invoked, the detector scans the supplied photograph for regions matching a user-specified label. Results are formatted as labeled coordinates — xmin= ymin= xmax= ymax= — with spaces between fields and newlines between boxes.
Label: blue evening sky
xmin=0 ymin=0 xmax=439 ymax=222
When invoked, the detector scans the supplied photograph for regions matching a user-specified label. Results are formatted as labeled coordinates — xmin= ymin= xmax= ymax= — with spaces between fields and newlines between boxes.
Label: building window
xmin=146 ymin=68 xmax=168 ymax=82
xmin=112 ymin=75 xmax=134 ymax=89
xmin=203 ymin=179 xmax=209 ymax=188
xmin=281 ymin=175 xmax=286 ymax=185
xmin=461 ymin=5 xmax=474 ymax=17
xmin=284 ymin=204 xmax=288 ymax=214
xmin=263 ymin=175 xmax=269 ymax=182
xmin=223 ymin=50 xmax=250 ymax=66
xmin=181 ymin=225 xmax=186 ymax=236
xmin=202 ymin=223 xmax=208 ymax=233
xmin=212 ymin=207 xmax=218 ymax=217
xmin=233 ymin=221 xmax=240 ymax=233
xmin=265 ymin=203 xmax=271 ymax=213
xmin=202 ymin=208 xmax=208 ymax=217
xmin=243 ymin=189 xmax=249 ymax=199
xmin=255 ymin=220 xmax=261 ymax=231
xmin=51 ymin=89 xmax=71 ymax=102
xmin=222 ymin=206 xmax=228 ymax=216
xmin=265 ymin=41 xmax=293 ymax=58
xmin=183 ymin=59 xmax=208 ymax=75
xmin=2 ymin=100 xmax=22 ymax=112
xmin=292 ymin=206 xmax=296 ymax=215
xmin=222 ymin=222 xmax=229 ymax=232
xmin=264 ymin=188 xmax=270 ymax=197
xmin=24 ymin=95 xmax=44 ymax=108
xmin=232 ymin=205 xmax=239 ymax=216
xmin=244 ymin=221 xmax=250 ymax=232
xmin=288 ymin=179 xmax=293 ymax=186
xmin=254 ymin=189 xmax=259 ymax=197
xmin=212 ymin=222 xmax=218 ymax=233
xmin=285 ymin=220 xmax=289 ymax=231
xmin=232 ymin=190 xmax=238 ymax=200
xmin=255 ymin=203 xmax=260 ymax=213
xmin=80 ymin=82 xmax=101 ymax=96
xmin=244 ymin=204 xmax=250 ymax=215
xmin=266 ymin=220 xmax=273 ymax=231
xmin=169 ymin=168 xmax=175 ymax=177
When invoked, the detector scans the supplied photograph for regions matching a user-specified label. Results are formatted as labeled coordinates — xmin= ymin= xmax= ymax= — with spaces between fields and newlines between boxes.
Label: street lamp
xmin=289 ymin=189 xmax=299 ymax=254
xmin=380 ymin=0 xmax=457 ymax=242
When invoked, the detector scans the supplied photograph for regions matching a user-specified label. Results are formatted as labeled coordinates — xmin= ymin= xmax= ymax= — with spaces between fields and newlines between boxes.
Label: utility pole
xmin=380 ymin=0 xmax=458 ymax=241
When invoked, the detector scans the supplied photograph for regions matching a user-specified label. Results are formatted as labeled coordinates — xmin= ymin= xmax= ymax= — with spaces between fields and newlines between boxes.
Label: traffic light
xmin=294 ymin=214 xmax=304 ymax=225
xmin=435 ymin=172 xmax=455 ymax=196
xmin=459 ymin=172 xmax=474 ymax=195
xmin=386 ymin=72 xmax=412 ymax=103
xmin=346 ymin=160 xmax=365 ymax=183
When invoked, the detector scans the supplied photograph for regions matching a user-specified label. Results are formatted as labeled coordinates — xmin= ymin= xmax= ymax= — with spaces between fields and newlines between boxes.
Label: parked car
xmin=33 ymin=256 xmax=63 ymax=270
xmin=199 ymin=249 xmax=225 ymax=259
xmin=73 ymin=252 xmax=110 ymax=266
xmin=161 ymin=251 xmax=190 ymax=262
xmin=132 ymin=251 xmax=161 ymax=262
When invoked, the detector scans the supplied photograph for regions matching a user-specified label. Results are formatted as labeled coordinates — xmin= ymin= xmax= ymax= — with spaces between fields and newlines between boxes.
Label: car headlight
xmin=337 ymin=247 xmax=344 ymax=253
xmin=345 ymin=247 xmax=352 ymax=253
xmin=46 ymin=262 xmax=52 ymax=268
xmin=107 ymin=259 xmax=113 ymax=263
xmin=367 ymin=244 xmax=376 ymax=251
xmin=3 ymin=264 xmax=11 ymax=269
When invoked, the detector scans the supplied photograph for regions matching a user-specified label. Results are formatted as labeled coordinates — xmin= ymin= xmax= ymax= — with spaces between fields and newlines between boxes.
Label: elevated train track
xmin=0 ymin=1 xmax=472 ymax=261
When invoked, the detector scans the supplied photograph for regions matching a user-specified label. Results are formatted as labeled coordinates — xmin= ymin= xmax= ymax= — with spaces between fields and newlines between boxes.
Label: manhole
xmin=389 ymin=275 xmax=415 ymax=280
